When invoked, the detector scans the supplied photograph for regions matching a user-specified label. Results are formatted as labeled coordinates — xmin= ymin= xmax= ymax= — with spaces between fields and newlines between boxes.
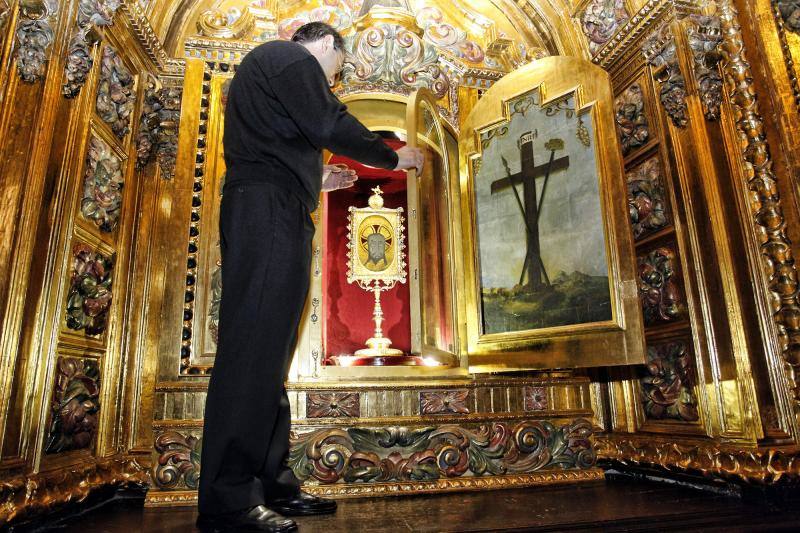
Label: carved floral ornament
xmin=641 ymin=340 xmax=700 ymax=422
xmin=66 ymin=243 xmax=114 ymax=336
xmin=96 ymin=45 xmax=136 ymax=138
xmin=643 ymin=25 xmax=688 ymax=128
xmin=62 ymin=0 xmax=120 ymax=99
xmin=45 ymin=358 xmax=101 ymax=454
xmin=135 ymin=77 xmax=183 ymax=179
xmin=580 ymin=0 xmax=629 ymax=54
xmin=82 ymin=135 xmax=125 ymax=232
xmin=14 ymin=0 xmax=59 ymax=83
xmin=686 ymin=15 xmax=723 ymax=121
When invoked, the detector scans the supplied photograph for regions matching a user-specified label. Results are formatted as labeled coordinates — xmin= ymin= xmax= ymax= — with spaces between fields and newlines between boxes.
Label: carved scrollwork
xmin=154 ymin=431 xmax=202 ymax=489
xmin=643 ymin=26 xmax=689 ymax=128
xmin=776 ymin=1 xmax=800 ymax=33
xmin=197 ymin=6 xmax=255 ymax=39
xmin=686 ymin=15 xmax=723 ymax=121
xmin=15 ymin=0 xmax=59 ymax=83
xmin=717 ymin=0 xmax=800 ymax=406
xmin=288 ymin=419 xmax=596 ymax=485
xmin=62 ymin=0 xmax=120 ymax=98
xmin=342 ymin=21 xmax=450 ymax=98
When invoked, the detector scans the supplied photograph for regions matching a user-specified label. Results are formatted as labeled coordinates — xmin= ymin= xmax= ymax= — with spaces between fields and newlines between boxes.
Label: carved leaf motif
xmin=153 ymin=431 xmax=202 ymax=489
xmin=641 ymin=340 xmax=700 ymax=422
xmin=614 ymin=83 xmax=649 ymax=155
xmin=81 ymin=135 xmax=125 ymax=232
xmin=637 ymin=246 xmax=683 ymax=325
xmin=581 ymin=0 xmax=629 ymax=54
xmin=45 ymin=358 xmax=101 ymax=454
xmin=96 ymin=45 xmax=136 ymax=138
xmin=288 ymin=419 xmax=596 ymax=484
xmin=63 ymin=0 xmax=120 ymax=98
xmin=15 ymin=1 xmax=59 ymax=83
xmin=626 ymin=156 xmax=669 ymax=239
xmin=65 ymin=243 xmax=114 ymax=336
xmin=643 ymin=26 xmax=688 ymax=128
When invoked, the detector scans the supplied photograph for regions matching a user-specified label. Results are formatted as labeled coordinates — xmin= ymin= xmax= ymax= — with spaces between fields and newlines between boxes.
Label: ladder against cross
xmin=490 ymin=131 xmax=570 ymax=291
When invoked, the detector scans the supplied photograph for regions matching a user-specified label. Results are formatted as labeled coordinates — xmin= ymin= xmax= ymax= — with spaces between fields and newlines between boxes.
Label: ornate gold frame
xmin=457 ymin=55 xmax=645 ymax=371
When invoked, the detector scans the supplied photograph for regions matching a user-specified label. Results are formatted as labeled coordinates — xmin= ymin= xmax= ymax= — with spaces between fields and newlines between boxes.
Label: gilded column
xmin=716 ymin=0 xmax=800 ymax=416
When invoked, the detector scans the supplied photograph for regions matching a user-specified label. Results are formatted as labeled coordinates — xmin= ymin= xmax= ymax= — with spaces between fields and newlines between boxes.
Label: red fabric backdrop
xmin=322 ymin=139 xmax=411 ymax=361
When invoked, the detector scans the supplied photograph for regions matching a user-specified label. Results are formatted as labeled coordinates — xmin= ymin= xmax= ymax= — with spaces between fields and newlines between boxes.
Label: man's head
xmin=291 ymin=22 xmax=345 ymax=87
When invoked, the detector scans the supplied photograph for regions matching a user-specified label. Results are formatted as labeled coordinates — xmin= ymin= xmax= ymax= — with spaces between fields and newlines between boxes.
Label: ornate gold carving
xmin=0 ymin=0 xmax=10 ymax=33
xmin=118 ymin=0 xmax=176 ymax=72
xmin=419 ymin=390 xmax=471 ymax=414
xmin=153 ymin=431 xmax=201 ymax=490
xmin=135 ymin=77 xmax=183 ymax=179
xmin=307 ymin=392 xmax=361 ymax=418
xmin=14 ymin=0 xmax=58 ymax=83
xmin=596 ymin=434 xmax=800 ymax=484
xmin=643 ymin=25 xmax=689 ymax=128
xmin=773 ymin=1 xmax=800 ymax=110
xmin=686 ymin=15 xmax=723 ymax=120
xmin=62 ymin=0 xmax=119 ymax=99
xmin=0 ymin=455 xmax=148 ymax=524
xmin=289 ymin=419 xmax=596 ymax=484
xmin=343 ymin=5 xmax=450 ymax=98
xmin=96 ymin=45 xmax=136 ymax=139
xmin=66 ymin=243 xmax=115 ymax=335
xmin=717 ymin=0 xmax=800 ymax=407
xmin=45 ymin=357 xmax=101 ymax=453
xmin=197 ymin=6 xmax=255 ymax=39
xmin=81 ymin=136 xmax=125 ymax=232
xmin=580 ymin=0 xmax=629 ymax=55
xmin=144 ymin=470 xmax=604 ymax=505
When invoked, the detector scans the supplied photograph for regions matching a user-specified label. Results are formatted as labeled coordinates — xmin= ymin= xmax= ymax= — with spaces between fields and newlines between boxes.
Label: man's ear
xmin=322 ymin=34 xmax=334 ymax=51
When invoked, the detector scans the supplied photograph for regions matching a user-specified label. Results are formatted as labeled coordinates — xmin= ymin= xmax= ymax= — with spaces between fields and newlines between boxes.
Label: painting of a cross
xmin=490 ymin=132 xmax=570 ymax=291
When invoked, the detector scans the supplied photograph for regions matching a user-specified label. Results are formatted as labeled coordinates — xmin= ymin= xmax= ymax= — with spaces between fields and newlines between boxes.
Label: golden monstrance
xmin=345 ymin=186 xmax=407 ymax=358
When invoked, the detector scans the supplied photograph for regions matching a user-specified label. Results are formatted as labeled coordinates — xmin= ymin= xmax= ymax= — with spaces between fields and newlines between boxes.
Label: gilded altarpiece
xmin=145 ymin=43 xmax=649 ymax=504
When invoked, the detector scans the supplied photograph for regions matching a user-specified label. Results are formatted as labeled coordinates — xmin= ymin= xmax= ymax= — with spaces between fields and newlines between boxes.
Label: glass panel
xmin=473 ymin=89 xmax=612 ymax=335
xmin=415 ymin=100 xmax=456 ymax=354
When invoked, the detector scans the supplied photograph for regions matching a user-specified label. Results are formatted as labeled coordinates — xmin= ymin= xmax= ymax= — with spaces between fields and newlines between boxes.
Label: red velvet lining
xmin=322 ymin=139 xmax=411 ymax=362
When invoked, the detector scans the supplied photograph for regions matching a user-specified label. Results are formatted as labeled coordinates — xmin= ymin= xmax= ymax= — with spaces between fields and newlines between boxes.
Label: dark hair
xmin=291 ymin=22 xmax=345 ymax=51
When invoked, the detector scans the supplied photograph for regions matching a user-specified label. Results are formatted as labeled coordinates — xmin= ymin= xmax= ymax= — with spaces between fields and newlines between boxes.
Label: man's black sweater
xmin=223 ymin=40 xmax=399 ymax=211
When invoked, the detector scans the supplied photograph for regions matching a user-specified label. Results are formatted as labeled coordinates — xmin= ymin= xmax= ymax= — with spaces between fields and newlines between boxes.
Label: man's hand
xmin=321 ymin=164 xmax=358 ymax=192
xmin=394 ymin=146 xmax=424 ymax=174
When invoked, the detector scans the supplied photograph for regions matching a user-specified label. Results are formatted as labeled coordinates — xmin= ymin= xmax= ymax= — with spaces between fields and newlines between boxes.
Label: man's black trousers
xmin=198 ymin=179 xmax=313 ymax=515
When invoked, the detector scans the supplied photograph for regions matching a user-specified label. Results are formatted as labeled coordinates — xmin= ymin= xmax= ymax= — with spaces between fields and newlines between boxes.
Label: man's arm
xmin=267 ymin=56 xmax=399 ymax=170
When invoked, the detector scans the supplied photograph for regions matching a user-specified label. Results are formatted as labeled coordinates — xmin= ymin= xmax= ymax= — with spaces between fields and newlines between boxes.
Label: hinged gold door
xmin=457 ymin=56 xmax=645 ymax=372
xmin=406 ymin=88 xmax=462 ymax=367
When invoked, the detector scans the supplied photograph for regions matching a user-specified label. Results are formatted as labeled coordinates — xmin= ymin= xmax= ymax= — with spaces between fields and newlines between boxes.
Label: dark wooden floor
xmin=26 ymin=480 xmax=800 ymax=532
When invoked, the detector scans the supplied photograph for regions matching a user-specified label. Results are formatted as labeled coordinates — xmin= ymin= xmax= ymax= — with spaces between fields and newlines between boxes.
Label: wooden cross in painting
xmin=491 ymin=132 xmax=570 ymax=290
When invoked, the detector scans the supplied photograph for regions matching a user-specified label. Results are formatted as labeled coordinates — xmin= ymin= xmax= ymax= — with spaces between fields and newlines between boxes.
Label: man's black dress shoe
xmin=266 ymin=491 xmax=337 ymax=516
xmin=196 ymin=505 xmax=297 ymax=532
